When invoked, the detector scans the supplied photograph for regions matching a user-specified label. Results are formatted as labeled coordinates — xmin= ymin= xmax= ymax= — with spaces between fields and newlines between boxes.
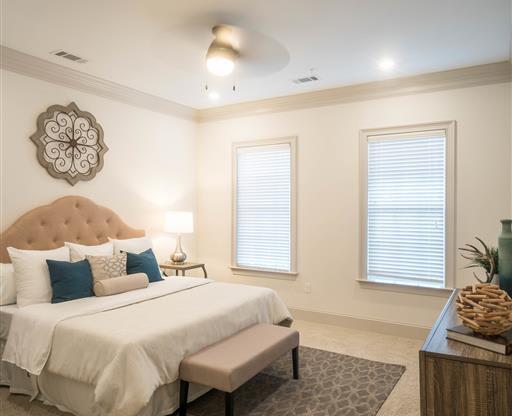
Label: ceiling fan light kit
xmin=206 ymin=47 xmax=237 ymax=76
xmin=206 ymin=25 xmax=238 ymax=77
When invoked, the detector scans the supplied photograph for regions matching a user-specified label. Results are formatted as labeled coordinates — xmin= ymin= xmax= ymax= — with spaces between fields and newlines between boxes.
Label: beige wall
xmin=196 ymin=82 xmax=511 ymax=328
xmin=2 ymin=67 xmax=511 ymax=329
xmin=0 ymin=69 xmax=198 ymax=261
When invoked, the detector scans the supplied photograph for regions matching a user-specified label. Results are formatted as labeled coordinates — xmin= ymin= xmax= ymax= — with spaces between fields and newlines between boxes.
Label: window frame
xmin=231 ymin=136 xmax=298 ymax=277
xmin=359 ymin=121 xmax=456 ymax=290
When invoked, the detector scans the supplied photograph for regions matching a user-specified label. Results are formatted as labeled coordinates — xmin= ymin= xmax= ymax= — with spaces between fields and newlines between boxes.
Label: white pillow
xmin=65 ymin=241 xmax=114 ymax=262
xmin=0 ymin=263 xmax=16 ymax=305
xmin=7 ymin=246 xmax=70 ymax=308
xmin=110 ymin=236 xmax=152 ymax=254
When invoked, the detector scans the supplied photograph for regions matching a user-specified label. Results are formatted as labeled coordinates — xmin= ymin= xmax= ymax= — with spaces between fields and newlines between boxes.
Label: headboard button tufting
xmin=0 ymin=196 xmax=145 ymax=263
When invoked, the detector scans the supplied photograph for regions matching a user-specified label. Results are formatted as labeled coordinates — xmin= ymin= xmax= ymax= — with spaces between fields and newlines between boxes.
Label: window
xmin=360 ymin=122 xmax=455 ymax=289
xmin=232 ymin=137 xmax=297 ymax=275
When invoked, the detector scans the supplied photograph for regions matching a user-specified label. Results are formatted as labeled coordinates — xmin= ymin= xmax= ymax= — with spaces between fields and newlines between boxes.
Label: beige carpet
xmin=0 ymin=319 xmax=422 ymax=416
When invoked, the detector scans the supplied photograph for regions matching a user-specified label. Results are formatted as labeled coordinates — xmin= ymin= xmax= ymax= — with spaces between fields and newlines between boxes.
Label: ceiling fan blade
xmin=234 ymin=27 xmax=290 ymax=77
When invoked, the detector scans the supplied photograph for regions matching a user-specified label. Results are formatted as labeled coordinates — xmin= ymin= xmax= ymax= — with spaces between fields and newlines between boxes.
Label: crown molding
xmin=197 ymin=61 xmax=511 ymax=123
xmin=2 ymin=45 xmax=509 ymax=124
xmin=0 ymin=46 xmax=198 ymax=121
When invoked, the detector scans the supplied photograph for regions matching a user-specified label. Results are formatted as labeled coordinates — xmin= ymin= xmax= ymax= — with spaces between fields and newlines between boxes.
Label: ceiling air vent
xmin=292 ymin=75 xmax=319 ymax=84
xmin=50 ymin=50 xmax=88 ymax=63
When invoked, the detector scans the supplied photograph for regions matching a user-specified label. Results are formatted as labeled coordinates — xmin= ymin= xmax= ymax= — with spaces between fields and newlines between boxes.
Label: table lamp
xmin=164 ymin=211 xmax=194 ymax=264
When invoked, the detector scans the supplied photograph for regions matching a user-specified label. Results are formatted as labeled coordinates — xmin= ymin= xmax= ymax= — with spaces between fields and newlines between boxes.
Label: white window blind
xmin=235 ymin=143 xmax=292 ymax=272
xmin=366 ymin=130 xmax=447 ymax=288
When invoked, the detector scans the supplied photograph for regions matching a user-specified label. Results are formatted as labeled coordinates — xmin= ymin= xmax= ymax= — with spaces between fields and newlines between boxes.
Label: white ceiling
xmin=2 ymin=0 xmax=510 ymax=109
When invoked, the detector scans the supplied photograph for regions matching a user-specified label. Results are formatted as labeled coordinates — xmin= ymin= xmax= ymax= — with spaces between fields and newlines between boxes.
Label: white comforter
xmin=2 ymin=278 xmax=291 ymax=416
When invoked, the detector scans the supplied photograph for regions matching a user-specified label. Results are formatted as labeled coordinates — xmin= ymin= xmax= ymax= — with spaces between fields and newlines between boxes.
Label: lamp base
xmin=170 ymin=252 xmax=187 ymax=265
xmin=170 ymin=235 xmax=187 ymax=264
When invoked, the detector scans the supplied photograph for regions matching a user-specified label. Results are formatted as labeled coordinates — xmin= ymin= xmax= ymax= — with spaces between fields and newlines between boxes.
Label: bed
xmin=0 ymin=196 xmax=292 ymax=416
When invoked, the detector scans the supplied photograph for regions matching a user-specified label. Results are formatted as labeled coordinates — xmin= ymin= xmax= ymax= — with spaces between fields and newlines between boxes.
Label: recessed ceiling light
xmin=208 ymin=91 xmax=220 ymax=100
xmin=378 ymin=58 xmax=395 ymax=71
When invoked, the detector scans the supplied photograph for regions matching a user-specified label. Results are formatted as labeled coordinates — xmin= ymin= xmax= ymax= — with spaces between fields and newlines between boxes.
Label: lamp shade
xmin=164 ymin=211 xmax=194 ymax=234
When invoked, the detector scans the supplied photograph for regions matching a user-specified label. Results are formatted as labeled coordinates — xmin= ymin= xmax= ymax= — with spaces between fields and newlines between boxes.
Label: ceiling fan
xmin=203 ymin=23 xmax=289 ymax=78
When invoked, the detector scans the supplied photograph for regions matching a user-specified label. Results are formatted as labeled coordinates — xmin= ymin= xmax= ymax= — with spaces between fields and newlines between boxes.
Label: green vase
xmin=498 ymin=219 xmax=512 ymax=296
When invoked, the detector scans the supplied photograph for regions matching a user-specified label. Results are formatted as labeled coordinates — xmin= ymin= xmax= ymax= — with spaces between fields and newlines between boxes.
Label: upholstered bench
xmin=179 ymin=323 xmax=300 ymax=416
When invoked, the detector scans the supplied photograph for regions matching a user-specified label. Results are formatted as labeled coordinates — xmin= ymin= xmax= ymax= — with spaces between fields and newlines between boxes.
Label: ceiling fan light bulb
xmin=207 ymin=56 xmax=235 ymax=76
xmin=206 ymin=44 xmax=237 ymax=77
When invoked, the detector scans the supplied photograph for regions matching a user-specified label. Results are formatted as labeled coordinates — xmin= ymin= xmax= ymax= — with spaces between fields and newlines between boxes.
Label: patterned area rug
xmin=185 ymin=346 xmax=405 ymax=416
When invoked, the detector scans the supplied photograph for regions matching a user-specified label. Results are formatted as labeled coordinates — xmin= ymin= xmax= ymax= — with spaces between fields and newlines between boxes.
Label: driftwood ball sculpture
xmin=456 ymin=284 xmax=512 ymax=336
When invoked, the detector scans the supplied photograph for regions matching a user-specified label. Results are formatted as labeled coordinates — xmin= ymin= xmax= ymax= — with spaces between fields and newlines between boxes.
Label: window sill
xmin=356 ymin=278 xmax=454 ymax=298
xmin=230 ymin=266 xmax=298 ymax=280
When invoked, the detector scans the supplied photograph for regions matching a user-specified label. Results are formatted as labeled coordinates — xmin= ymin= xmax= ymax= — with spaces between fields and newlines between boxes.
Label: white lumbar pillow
xmin=110 ymin=236 xmax=152 ymax=254
xmin=65 ymin=241 xmax=114 ymax=262
xmin=7 ymin=246 xmax=70 ymax=308
xmin=0 ymin=263 xmax=16 ymax=305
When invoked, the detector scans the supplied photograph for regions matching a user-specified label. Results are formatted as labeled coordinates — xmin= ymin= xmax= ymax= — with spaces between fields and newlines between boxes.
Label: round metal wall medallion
xmin=30 ymin=102 xmax=108 ymax=185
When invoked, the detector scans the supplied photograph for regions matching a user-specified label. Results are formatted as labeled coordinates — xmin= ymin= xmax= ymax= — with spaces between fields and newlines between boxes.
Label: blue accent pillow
xmin=46 ymin=259 xmax=94 ymax=303
xmin=126 ymin=248 xmax=162 ymax=282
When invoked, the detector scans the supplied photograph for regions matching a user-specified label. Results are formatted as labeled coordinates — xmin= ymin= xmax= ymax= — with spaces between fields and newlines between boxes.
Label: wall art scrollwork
xmin=30 ymin=102 xmax=108 ymax=185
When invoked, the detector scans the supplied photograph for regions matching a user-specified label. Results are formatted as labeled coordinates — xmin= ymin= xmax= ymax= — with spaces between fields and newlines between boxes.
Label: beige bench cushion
xmin=180 ymin=324 xmax=299 ymax=393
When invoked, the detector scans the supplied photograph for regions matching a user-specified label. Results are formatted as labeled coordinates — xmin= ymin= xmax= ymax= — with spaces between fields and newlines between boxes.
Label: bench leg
xmin=179 ymin=380 xmax=189 ymax=416
xmin=292 ymin=347 xmax=299 ymax=380
xmin=225 ymin=391 xmax=234 ymax=416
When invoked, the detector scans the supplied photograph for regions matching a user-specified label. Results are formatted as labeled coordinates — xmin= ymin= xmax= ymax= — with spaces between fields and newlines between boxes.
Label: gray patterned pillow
xmin=86 ymin=253 xmax=127 ymax=284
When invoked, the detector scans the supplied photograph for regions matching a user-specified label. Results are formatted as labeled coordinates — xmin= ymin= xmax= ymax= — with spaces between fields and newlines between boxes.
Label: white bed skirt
xmin=1 ymin=338 xmax=209 ymax=416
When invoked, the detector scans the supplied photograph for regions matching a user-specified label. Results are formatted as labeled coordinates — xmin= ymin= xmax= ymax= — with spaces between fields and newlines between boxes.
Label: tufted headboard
xmin=0 ymin=196 xmax=145 ymax=263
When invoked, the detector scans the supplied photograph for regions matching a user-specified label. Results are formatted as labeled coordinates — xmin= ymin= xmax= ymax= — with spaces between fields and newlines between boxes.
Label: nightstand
xmin=159 ymin=262 xmax=207 ymax=278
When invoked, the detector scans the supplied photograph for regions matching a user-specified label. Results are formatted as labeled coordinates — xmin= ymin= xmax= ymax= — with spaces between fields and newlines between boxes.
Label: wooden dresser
xmin=419 ymin=290 xmax=512 ymax=416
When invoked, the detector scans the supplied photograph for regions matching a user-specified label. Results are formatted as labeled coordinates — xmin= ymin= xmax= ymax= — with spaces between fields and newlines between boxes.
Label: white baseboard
xmin=289 ymin=307 xmax=430 ymax=340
